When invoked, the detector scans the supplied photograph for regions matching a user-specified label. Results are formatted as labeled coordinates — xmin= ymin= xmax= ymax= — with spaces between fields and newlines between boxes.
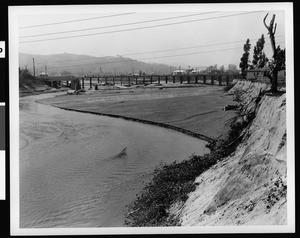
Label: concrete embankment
xmin=169 ymin=80 xmax=287 ymax=225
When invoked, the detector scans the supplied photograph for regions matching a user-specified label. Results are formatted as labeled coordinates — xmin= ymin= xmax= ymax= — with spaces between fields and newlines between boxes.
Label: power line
xmin=19 ymin=12 xmax=136 ymax=29
xmin=124 ymin=35 xmax=285 ymax=56
xmin=20 ymin=12 xmax=218 ymax=38
xmin=35 ymin=41 xmax=284 ymax=70
xmin=29 ymin=35 xmax=285 ymax=66
xmin=20 ymin=11 xmax=264 ymax=44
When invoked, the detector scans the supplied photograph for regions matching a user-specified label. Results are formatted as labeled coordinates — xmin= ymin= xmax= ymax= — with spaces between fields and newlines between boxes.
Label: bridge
xmin=39 ymin=74 xmax=239 ymax=90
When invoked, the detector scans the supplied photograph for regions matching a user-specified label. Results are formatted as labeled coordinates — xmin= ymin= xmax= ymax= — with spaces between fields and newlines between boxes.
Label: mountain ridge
xmin=19 ymin=52 xmax=178 ymax=76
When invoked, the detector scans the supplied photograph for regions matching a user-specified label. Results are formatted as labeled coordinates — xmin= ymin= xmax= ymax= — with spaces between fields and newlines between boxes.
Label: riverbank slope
xmin=169 ymin=80 xmax=287 ymax=225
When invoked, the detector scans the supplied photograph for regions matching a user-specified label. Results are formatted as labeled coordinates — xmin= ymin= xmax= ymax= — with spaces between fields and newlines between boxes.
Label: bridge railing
xmin=39 ymin=74 xmax=241 ymax=90
xmin=78 ymin=74 xmax=240 ymax=89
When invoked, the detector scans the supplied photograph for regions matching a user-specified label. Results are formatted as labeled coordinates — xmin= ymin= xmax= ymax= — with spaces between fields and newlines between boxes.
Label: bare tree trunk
xmin=264 ymin=13 xmax=278 ymax=93
xmin=271 ymin=68 xmax=278 ymax=93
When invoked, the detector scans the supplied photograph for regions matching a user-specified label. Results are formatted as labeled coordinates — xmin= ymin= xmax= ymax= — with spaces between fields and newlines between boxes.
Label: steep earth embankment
xmin=169 ymin=80 xmax=287 ymax=225
xmin=19 ymin=75 xmax=67 ymax=97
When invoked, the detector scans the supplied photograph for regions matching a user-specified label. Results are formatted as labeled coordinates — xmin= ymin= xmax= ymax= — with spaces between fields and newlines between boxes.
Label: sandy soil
xmin=38 ymin=85 xmax=238 ymax=140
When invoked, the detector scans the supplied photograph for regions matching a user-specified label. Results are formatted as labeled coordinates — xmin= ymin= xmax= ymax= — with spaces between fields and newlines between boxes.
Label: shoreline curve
xmin=53 ymin=105 xmax=216 ymax=144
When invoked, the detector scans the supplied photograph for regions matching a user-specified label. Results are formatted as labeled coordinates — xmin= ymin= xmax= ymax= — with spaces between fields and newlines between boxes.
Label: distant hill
xmin=19 ymin=52 xmax=178 ymax=76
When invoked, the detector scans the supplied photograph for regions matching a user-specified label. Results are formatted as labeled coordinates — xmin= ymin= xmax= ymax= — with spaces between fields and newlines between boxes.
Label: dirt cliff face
xmin=170 ymin=81 xmax=287 ymax=225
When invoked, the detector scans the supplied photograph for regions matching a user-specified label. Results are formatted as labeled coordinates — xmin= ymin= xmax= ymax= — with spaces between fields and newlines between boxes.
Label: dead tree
xmin=263 ymin=13 xmax=280 ymax=93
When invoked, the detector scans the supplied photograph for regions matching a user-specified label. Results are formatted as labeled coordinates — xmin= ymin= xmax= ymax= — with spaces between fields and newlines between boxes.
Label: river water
xmin=19 ymin=93 xmax=209 ymax=228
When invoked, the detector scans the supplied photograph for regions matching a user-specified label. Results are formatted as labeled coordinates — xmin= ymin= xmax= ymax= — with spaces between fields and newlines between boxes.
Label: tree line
xmin=239 ymin=13 xmax=285 ymax=93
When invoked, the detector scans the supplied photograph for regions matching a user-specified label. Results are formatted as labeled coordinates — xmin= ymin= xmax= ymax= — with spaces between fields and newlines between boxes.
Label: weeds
xmin=233 ymin=89 xmax=246 ymax=102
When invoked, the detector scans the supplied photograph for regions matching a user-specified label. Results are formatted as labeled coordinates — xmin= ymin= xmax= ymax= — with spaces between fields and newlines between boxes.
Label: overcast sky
xmin=15 ymin=4 xmax=287 ymax=69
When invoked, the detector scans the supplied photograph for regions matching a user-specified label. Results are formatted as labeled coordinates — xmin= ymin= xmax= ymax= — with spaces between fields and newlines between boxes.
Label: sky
xmin=14 ymin=4 xmax=287 ymax=69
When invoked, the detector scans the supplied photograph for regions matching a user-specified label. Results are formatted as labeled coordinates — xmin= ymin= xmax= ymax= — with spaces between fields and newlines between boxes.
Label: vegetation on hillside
xmin=19 ymin=68 xmax=48 ymax=92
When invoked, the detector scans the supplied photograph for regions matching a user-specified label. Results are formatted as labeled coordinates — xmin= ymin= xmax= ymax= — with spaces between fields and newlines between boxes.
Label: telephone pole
xmin=32 ymin=58 xmax=35 ymax=77
xmin=45 ymin=65 xmax=47 ymax=74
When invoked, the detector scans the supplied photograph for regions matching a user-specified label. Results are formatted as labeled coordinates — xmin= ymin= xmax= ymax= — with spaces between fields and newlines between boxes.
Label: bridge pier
xmin=165 ymin=75 xmax=168 ymax=84
xmin=90 ymin=78 xmax=92 ymax=89
xmin=173 ymin=75 xmax=175 ymax=83
xmin=218 ymin=75 xmax=222 ymax=86
xmin=158 ymin=76 xmax=160 ymax=84
xmin=211 ymin=75 xmax=214 ymax=85
xmin=203 ymin=75 xmax=206 ymax=84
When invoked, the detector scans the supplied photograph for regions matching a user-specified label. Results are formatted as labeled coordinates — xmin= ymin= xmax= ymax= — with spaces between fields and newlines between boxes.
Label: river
xmin=19 ymin=93 xmax=209 ymax=228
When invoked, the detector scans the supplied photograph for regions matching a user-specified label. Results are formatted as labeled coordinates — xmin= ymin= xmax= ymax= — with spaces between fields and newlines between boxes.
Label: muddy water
xmin=19 ymin=93 xmax=209 ymax=228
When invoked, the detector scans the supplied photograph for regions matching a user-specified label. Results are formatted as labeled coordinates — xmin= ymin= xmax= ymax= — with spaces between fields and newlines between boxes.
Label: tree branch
xmin=263 ymin=13 xmax=269 ymax=30
xmin=270 ymin=14 xmax=276 ymax=28
xmin=274 ymin=23 xmax=277 ymax=35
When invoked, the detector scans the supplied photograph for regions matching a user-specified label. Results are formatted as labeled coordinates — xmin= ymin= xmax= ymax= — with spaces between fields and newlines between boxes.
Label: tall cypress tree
xmin=252 ymin=34 xmax=268 ymax=69
xmin=239 ymin=39 xmax=251 ymax=78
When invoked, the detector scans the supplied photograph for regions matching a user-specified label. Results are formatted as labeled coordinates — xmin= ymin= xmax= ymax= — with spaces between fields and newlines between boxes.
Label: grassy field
xmin=39 ymin=85 xmax=237 ymax=140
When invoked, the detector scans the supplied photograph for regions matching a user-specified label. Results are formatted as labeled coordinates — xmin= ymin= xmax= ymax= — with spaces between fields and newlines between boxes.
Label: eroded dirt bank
xmin=169 ymin=80 xmax=287 ymax=225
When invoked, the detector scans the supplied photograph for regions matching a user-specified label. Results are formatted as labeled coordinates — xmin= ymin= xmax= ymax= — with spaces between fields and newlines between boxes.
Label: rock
xmin=67 ymin=90 xmax=76 ymax=95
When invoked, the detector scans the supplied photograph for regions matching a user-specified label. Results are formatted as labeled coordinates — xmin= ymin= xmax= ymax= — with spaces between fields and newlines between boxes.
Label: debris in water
xmin=112 ymin=147 xmax=127 ymax=159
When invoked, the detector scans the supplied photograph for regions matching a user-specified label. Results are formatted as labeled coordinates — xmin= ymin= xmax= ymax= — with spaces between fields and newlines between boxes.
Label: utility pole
xmin=32 ymin=58 xmax=35 ymax=77
xmin=45 ymin=65 xmax=47 ymax=74
xmin=114 ymin=68 xmax=116 ymax=76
